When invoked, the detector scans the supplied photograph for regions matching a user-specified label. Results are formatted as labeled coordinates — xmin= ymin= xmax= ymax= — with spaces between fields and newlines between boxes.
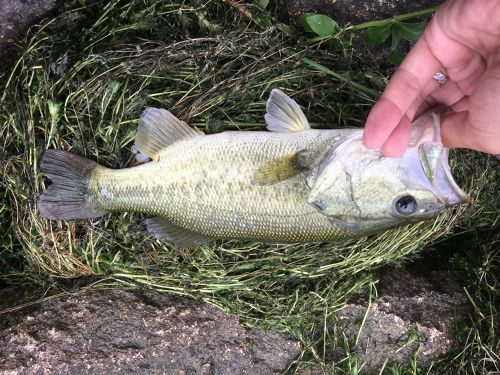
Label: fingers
xmin=363 ymin=98 xmax=406 ymax=149
xmin=440 ymin=111 xmax=471 ymax=149
xmin=381 ymin=116 xmax=412 ymax=157
xmin=414 ymin=80 xmax=467 ymax=117
xmin=363 ymin=35 xmax=442 ymax=150
xmin=436 ymin=55 xmax=500 ymax=154
xmin=449 ymin=96 xmax=469 ymax=112
xmin=441 ymin=110 xmax=500 ymax=154
xmin=363 ymin=0 xmax=500 ymax=156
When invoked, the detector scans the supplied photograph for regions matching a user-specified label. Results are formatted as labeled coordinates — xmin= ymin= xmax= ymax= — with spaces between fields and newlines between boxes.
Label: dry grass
xmin=0 ymin=1 xmax=498 ymax=373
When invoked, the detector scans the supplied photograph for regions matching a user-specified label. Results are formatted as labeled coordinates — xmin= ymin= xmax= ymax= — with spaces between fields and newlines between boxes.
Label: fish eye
xmin=395 ymin=195 xmax=418 ymax=215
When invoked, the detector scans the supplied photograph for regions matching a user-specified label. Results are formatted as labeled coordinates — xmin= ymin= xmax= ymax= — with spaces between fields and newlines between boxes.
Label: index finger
xmin=363 ymin=34 xmax=442 ymax=149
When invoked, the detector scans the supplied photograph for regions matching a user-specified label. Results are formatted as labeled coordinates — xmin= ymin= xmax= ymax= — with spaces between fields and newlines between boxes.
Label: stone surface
xmin=278 ymin=0 xmax=443 ymax=25
xmin=333 ymin=269 xmax=468 ymax=373
xmin=0 ymin=0 xmax=62 ymax=65
xmin=0 ymin=284 xmax=44 ymax=321
xmin=0 ymin=289 xmax=301 ymax=374
xmin=0 ymin=0 xmax=61 ymax=44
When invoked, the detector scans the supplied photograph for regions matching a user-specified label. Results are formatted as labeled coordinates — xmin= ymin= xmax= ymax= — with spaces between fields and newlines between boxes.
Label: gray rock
xmin=278 ymin=0 xmax=443 ymax=25
xmin=333 ymin=269 xmax=467 ymax=373
xmin=0 ymin=0 xmax=62 ymax=66
xmin=0 ymin=289 xmax=301 ymax=374
xmin=0 ymin=284 xmax=43 ymax=320
xmin=0 ymin=0 xmax=61 ymax=44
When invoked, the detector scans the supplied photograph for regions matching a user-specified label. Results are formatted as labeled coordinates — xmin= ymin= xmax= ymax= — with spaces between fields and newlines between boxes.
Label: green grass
xmin=0 ymin=1 xmax=498 ymax=373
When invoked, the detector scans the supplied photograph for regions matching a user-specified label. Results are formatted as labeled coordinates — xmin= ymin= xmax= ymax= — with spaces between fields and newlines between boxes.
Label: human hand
xmin=363 ymin=0 xmax=500 ymax=156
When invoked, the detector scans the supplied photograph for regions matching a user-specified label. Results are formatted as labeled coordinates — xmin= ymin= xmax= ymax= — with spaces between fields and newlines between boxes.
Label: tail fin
xmin=38 ymin=150 xmax=107 ymax=220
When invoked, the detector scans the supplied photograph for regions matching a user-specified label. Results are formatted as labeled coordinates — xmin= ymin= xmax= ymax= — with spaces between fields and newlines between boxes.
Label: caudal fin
xmin=38 ymin=150 xmax=107 ymax=220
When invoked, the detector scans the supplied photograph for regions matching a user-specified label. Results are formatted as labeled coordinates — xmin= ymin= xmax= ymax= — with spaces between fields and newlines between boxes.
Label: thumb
xmin=440 ymin=111 xmax=474 ymax=149
xmin=440 ymin=58 xmax=500 ymax=154
xmin=441 ymin=111 xmax=500 ymax=154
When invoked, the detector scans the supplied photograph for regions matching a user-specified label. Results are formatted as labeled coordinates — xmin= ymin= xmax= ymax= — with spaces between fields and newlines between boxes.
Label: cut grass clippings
xmin=0 ymin=1 xmax=498 ymax=373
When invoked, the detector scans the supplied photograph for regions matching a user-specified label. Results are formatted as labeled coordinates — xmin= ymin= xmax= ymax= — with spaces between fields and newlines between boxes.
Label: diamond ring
xmin=433 ymin=71 xmax=448 ymax=85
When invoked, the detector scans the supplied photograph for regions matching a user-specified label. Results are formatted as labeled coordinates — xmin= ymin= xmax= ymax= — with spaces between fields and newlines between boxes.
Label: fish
xmin=38 ymin=89 xmax=468 ymax=248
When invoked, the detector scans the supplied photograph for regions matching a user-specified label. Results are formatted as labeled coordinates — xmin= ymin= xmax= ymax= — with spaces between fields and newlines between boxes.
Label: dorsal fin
xmin=265 ymin=89 xmax=310 ymax=133
xmin=145 ymin=217 xmax=213 ymax=248
xmin=133 ymin=108 xmax=204 ymax=161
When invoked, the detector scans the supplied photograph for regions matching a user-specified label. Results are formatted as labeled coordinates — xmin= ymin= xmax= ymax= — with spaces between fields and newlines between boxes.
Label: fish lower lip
xmin=442 ymin=155 xmax=468 ymax=203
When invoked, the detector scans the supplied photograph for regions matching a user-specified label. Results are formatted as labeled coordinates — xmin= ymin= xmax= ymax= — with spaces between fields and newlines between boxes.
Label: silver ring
xmin=433 ymin=71 xmax=448 ymax=85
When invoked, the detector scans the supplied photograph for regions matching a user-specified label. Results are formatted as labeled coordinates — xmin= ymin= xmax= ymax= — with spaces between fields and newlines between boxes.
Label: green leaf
xmin=47 ymin=100 xmax=61 ymax=144
xmin=301 ymin=13 xmax=338 ymax=37
xmin=362 ymin=23 xmax=392 ymax=45
xmin=277 ymin=23 xmax=296 ymax=36
xmin=393 ymin=21 xmax=426 ymax=42
xmin=389 ymin=50 xmax=405 ymax=66
xmin=390 ymin=26 xmax=402 ymax=51
xmin=256 ymin=0 xmax=269 ymax=9
xmin=329 ymin=33 xmax=352 ymax=53
xmin=179 ymin=14 xmax=194 ymax=33
xmin=48 ymin=100 xmax=61 ymax=127
xmin=253 ymin=13 xmax=272 ymax=28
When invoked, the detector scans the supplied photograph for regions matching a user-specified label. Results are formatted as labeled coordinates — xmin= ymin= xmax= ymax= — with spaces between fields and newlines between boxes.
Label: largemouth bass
xmin=38 ymin=89 xmax=467 ymax=247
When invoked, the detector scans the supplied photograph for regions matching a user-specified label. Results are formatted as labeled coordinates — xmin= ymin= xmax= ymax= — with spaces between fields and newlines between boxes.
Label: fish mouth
xmin=412 ymin=112 xmax=468 ymax=206
xmin=438 ymin=149 xmax=468 ymax=205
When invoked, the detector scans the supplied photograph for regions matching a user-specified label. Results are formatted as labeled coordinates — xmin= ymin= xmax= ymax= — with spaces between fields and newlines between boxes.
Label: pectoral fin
xmin=328 ymin=216 xmax=360 ymax=234
xmin=133 ymin=108 xmax=204 ymax=162
xmin=255 ymin=149 xmax=313 ymax=185
xmin=145 ymin=217 xmax=213 ymax=248
xmin=265 ymin=89 xmax=310 ymax=133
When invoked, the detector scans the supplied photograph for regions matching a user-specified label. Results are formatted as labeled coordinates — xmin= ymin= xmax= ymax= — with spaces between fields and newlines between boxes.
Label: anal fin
xmin=145 ymin=217 xmax=213 ymax=248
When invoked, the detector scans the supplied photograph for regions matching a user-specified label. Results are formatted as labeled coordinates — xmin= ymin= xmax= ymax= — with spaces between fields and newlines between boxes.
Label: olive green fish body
xmin=92 ymin=130 xmax=352 ymax=242
xmin=39 ymin=89 xmax=467 ymax=248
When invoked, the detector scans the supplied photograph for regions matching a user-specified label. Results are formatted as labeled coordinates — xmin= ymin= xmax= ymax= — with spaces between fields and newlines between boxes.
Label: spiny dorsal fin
xmin=133 ymin=108 xmax=204 ymax=162
xmin=265 ymin=89 xmax=310 ymax=133
xmin=255 ymin=149 xmax=312 ymax=185
xmin=145 ymin=216 xmax=213 ymax=248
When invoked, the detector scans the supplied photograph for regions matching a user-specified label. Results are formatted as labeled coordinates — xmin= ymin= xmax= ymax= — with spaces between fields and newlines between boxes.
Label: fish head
xmin=307 ymin=112 xmax=468 ymax=234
